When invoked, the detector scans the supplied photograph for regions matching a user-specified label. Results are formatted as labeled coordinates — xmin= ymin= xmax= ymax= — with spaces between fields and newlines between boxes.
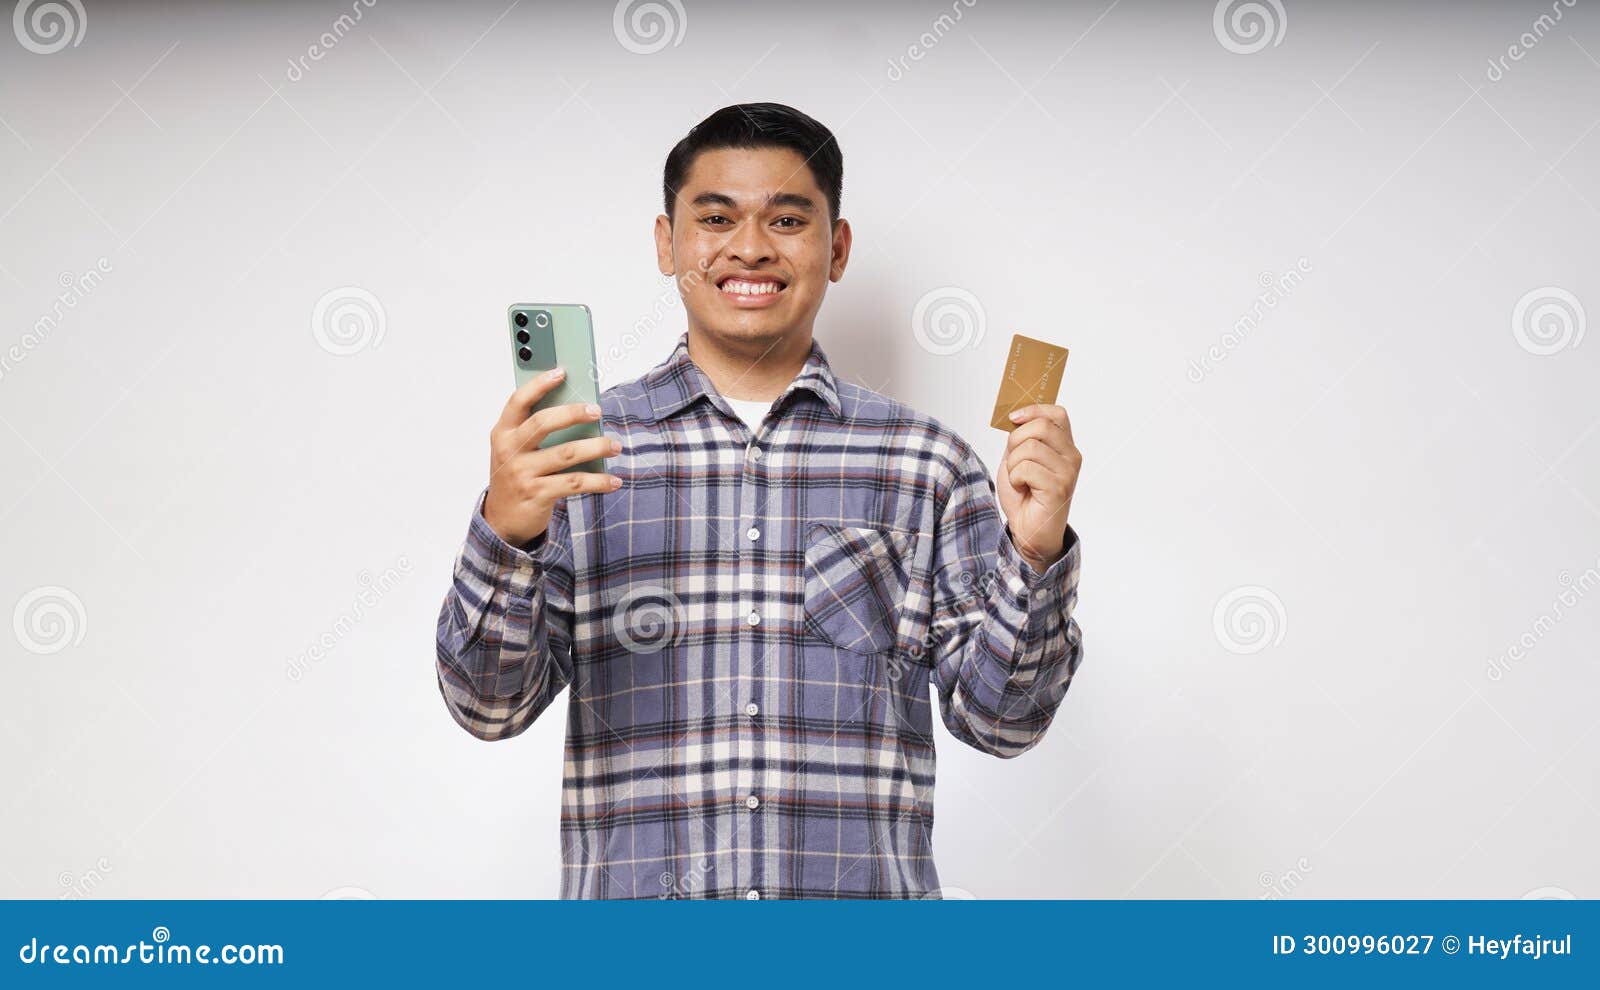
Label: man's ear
xmin=828 ymin=217 xmax=853 ymax=283
xmin=654 ymin=214 xmax=674 ymax=277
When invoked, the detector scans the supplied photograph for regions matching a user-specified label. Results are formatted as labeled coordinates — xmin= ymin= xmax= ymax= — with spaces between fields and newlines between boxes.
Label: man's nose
xmin=725 ymin=218 xmax=775 ymax=264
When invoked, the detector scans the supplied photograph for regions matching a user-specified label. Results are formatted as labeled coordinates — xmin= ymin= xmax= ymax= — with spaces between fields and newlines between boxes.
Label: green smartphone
xmin=509 ymin=303 xmax=606 ymax=474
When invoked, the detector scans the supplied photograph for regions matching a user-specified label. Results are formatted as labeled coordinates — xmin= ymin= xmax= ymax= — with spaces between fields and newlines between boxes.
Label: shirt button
xmin=747 ymin=610 xmax=760 ymax=626
xmin=744 ymin=702 xmax=760 ymax=718
xmin=745 ymin=889 xmax=761 ymax=900
xmin=747 ymin=526 xmax=760 ymax=541
xmin=747 ymin=446 xmax=762 ymax=460
xmin=745 ymin=794 xmax=761 ymax=810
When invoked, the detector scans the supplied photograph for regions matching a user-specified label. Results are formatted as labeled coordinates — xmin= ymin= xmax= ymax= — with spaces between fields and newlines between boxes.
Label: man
xmin=436 ymin=103 xmax=1084 ymax=899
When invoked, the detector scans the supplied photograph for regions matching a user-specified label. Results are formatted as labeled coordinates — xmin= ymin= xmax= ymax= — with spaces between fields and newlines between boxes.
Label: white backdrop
xmin=2 ymin=0 xmax=1597 ymax=899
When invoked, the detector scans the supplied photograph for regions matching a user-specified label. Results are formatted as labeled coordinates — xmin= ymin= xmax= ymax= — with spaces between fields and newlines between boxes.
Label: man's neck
xmin=685 ymin=327 xmax=813 ymax=402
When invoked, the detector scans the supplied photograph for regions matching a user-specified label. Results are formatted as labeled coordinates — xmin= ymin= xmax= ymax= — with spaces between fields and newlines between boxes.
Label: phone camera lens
xmin=514 ymin=312 xmax=529 ymax=328
xmin=516 ymin=329 xmax=531 ymax=345
xmin=518 ymin=346 xmax=533 ymax=362
xmin=533 ymin=312 xmax=550 ymax=328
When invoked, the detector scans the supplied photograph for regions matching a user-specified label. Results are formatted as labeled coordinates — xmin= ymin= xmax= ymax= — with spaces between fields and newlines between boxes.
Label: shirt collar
xmin=643 ymin=330 xmax=843 ymax=423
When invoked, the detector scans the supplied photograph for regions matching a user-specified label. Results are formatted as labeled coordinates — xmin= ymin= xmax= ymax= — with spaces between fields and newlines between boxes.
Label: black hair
xmin=662 ymin=102 xmax=843 ymax=223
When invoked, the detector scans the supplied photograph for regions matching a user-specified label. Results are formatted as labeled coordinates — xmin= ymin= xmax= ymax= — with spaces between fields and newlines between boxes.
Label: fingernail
xmin=609 ymin=476 xmax=623 ymax=489
xmin=610 ymin=438 xmax=623 ymax=453
xmin=586 ymin=403 xmax=602 ymax=416
xmin=1009 ymin=409 xmax=1024 ymax=421
xmin=548 ymin=367 xmax=566 ymax=381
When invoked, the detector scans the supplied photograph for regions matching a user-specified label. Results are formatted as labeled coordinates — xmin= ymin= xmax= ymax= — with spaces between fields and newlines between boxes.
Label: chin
xmin=712 ymin=322 xmax=786 ymax=344
xmin=692 ymin=307 xmax=788 ymax=338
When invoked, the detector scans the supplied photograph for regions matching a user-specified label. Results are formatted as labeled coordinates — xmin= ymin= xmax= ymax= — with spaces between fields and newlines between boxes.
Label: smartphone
xmin=509 ymin=303 xmax=606 ymax=474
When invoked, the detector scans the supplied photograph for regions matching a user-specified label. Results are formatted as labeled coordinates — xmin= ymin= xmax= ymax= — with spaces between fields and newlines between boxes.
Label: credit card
xmin=991 ymin=333 xmax=1070 ymax=432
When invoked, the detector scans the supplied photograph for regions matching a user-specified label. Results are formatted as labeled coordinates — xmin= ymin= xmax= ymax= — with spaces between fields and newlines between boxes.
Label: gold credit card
xmin=991 ymin=333 xmax=1069 ymax=432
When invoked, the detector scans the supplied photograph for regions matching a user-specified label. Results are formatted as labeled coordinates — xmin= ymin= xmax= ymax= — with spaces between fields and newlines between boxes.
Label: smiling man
xmin=436 ymin=103 xmax=1085 ymax=899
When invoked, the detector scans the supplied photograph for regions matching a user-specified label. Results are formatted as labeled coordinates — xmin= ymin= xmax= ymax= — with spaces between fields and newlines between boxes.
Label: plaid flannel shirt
xmin=436 ymin=330 xmax=1083 ymax=899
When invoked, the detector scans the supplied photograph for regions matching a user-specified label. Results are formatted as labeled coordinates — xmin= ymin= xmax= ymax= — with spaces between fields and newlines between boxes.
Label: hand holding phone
xmin=483 ymin=305 xmax=622 ymax=547
xmin=508 ymin=304 xmax=607 ymax=472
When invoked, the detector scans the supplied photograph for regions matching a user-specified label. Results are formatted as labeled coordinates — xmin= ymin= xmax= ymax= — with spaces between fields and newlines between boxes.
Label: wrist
xmin=1020 ymin=548 xmax=1061 ymax=573
xmin=1006 ymin=523 xmax=1062 ymax=574
xmin=480 ymin=494 xmax=546 ymax=550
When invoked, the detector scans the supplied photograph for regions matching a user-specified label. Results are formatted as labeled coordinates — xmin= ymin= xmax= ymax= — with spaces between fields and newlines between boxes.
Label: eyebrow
xmin=690 ymin=191 xmax=818 ymax=214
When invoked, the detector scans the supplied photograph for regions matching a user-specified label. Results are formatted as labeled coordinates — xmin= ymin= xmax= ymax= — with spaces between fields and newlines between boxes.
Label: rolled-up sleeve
xmin=927 ymin=442 xmax=1083 ymax=758
xmin=435 ymin=490 xmax=576 ymax=741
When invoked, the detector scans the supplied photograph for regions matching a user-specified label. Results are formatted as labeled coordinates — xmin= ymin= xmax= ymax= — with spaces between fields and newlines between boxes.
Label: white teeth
xmin=722 ymin=279 xmax=781 ymax=296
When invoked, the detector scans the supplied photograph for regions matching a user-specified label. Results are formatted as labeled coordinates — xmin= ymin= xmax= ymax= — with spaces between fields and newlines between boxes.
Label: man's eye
xmin=703 ymin=215 xmax=731 ymax=226
xmin=774 ymin=217 xmax=804 ymax=229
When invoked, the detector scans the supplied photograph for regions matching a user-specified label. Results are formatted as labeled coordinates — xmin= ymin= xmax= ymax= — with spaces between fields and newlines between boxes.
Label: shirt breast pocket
xmin=802 ymin=523 xmax=918 ymax=655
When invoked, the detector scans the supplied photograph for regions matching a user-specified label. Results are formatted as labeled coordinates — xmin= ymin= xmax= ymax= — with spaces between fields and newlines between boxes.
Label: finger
xmin=1006 ymin=459 xmax=1045 ymax=495
xmin=507 ymin=400 xmax=605 ymax=451
xmin=1007 ymin=403 xmax=1074 ymax=446
xmin=495 ymin=366 xmax=572 ymax=432
xmin=1006 ymin=438 xmax=1071 ymax=483
xmin=1004 ymin=415 xmax=1074 ymax=460
xmin=519 ymin=434 xmax=621 ymax=476
xmin=529 ymin=468 xmax=625 ymax=502
xmin=1008 ymin=460 xmax=1068 ymax=509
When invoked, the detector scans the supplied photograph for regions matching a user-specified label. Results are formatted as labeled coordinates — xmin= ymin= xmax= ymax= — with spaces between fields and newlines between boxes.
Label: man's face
xmin=655 ymin=146 xmax=850 ymax=345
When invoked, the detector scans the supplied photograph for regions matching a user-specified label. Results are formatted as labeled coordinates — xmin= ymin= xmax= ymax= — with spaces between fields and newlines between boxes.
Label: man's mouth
xmin=716 ymin=274 xmax=788 ymax=306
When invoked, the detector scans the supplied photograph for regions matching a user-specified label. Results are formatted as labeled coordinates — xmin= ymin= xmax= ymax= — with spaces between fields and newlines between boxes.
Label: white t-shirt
xmin=723 ymin=396 xmax=771 ymax=433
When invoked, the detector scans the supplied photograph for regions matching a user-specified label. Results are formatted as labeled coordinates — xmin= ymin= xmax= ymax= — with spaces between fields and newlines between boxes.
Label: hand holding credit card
xmin=991 ymin=333 xmax=1069 ymax=432
xmin=985 ymin=331 xmax=1079 ymax=573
